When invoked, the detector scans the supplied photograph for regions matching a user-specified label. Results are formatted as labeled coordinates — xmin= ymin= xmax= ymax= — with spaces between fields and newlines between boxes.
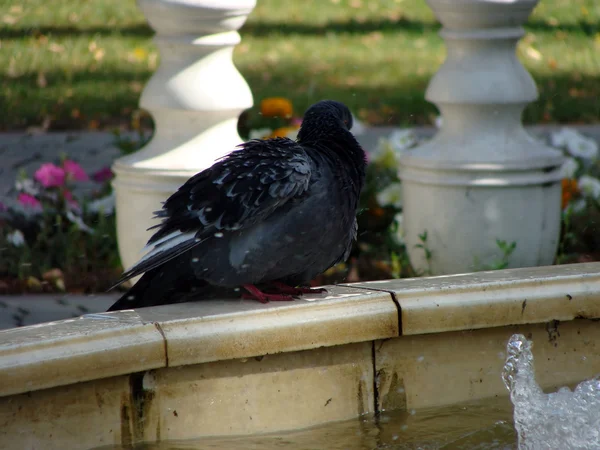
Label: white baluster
xmin=400 ymin=0 xmax=564 ymax=275
xmin=112 ymin=0 xmax=255 ymax=269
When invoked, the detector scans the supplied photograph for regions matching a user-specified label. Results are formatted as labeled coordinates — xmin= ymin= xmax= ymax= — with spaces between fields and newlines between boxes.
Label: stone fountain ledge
xmin=2 ymin=263 xmax=600 ymax=449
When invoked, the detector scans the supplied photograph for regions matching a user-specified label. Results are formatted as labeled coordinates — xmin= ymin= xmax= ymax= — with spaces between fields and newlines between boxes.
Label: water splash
xmin=503 ymin=334 xmax=600 ymax=450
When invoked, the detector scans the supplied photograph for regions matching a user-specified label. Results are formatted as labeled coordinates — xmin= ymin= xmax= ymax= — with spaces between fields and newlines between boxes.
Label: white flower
xmin=565 ymin=198 xmax=587 ymax=214
xmin=434 ymin=116 xmax=443 ymax=128
xmin=559 ymin=157 xmax=579 ymax=179
xmin=549 ymin=128 xmax=583 ymax=149
xmin=388 ymin=129 xmax=417 ymax=152
xmin=578 ymin=175 xmax=600 ymax=199
xmin=376 ymin=182 xmax=403 ymax=209
xmin=394 ymin=212 xmax=405 ymax=245
xmin=248 ymin=128 xmax=272 ymax=140
xmin=549 ymin=128 xmax=598 ymax=159
xmin=15 ymin=178 xmax=39 ymax=196
xmin=371 ymin=128 xmax=418 ymax=168
xmin=66 ymin=210 xmax=94 ymax=234
xmin=88 ymin=194 xmax=115 ymax=215
xmin=351 ymin=115 xmax=367 ymax=136
xmin=285 ymin=128 xmax=299 ymax=140
xmin=566 ymin=135 xmax=598 ymax=160
xmin=6 ymin=229 xmax=25 ymax=247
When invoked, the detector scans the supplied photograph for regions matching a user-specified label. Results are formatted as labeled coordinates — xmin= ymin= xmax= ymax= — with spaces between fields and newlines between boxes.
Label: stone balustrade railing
xmin=114 ymin=0 xmax=564 ymax=276
xmin=112 ymin=0 xmax=256 ymax=270
xmin=400 ymin=0 xmax=564 ymax=275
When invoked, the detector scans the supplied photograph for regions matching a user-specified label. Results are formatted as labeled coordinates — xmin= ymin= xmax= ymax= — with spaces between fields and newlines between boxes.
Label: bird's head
xmin=297 ymin=100 xmax=366 ymax=175
xmin=301 ymin=100 xmax=354 ymax=132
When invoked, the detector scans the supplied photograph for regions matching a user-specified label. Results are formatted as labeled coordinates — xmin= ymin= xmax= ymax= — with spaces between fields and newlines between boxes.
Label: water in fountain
xmin=502 ymin=334 xmax=600 ymax=450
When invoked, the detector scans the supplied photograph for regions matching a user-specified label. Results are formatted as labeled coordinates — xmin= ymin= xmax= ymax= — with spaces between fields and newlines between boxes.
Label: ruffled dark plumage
xmin=108 ymin=100 xmax=366 ymax=311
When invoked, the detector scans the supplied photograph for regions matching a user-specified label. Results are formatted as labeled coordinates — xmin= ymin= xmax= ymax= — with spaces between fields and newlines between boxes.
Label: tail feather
xmin=107 ymin=256 xmax=245 ymax=312
xmin=107 ymin=273 xmax=154 ymax=311
xmin=107 ymin=259 xmax=203 ymax=311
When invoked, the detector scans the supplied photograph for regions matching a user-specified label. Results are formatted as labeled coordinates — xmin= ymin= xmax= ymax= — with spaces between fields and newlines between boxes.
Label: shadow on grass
xmin=1 ymin=69 xmax=154 ymax=130
xmin=1 ymin=18 xmax=436 ymax=39
xmin=240 ymin=17 xmax=599 ymax=37
xmin=0 ymin=24 xmax=154 ymax=39
xmin=1 ymin=62 xmax=599 ymax=130
xmin=2 ymin=16 xmax=597 ymax=40
xmin=242 ymin=17 xmax=441 ymax=36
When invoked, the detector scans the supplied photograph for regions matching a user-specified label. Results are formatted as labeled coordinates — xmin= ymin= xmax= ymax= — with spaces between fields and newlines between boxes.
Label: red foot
xmin=242 ymin=284 xmax=295 ymax=304
xmin=269 ymin=282 xmax=328 ymax=296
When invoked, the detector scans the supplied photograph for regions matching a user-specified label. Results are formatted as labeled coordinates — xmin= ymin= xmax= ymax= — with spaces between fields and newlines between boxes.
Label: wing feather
xmin=111 ymin=138 xmax=312 ymax=288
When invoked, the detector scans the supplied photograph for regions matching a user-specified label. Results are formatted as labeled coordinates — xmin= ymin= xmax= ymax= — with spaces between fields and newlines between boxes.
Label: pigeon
xmin=107 ymin=100 xmax=366 ymax=311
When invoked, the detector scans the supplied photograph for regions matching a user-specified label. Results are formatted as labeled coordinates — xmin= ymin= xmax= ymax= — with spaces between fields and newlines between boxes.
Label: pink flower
xmin=62 ymin=190 xmax=79 ymax=208
xmin=291 ymin=117 xmax=303 ymax=128
xmin=17 ymin=193 xmax=42 ymax=209
xmin=34 ymin=163 xmax=65 ymax=188
xmin=63 ymin=160 xmax=89 ymax=182
xmin=92 ymin=166 xmax=114 ymax=183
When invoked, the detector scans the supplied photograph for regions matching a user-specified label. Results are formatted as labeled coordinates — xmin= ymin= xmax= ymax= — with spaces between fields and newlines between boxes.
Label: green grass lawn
xmin=1 ymin=0 xmax=599 ymax=131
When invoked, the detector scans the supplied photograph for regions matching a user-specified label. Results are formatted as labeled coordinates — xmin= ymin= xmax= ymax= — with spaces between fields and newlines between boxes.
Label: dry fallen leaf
xmin=362 ymin=31 xmax=383 ymax=45
xmin=26 ymin=117 xmax=52 ymax=135
xmin=414 ymin=38 xmax=426 ymax=49
xmin=26 ymin=276 xmax=43 ymax=292
xmin=129 ymin=81 xmax=143 ymax=93
xmin=525 ymin=46 xmax=542 ymax=61
xmin=36 ymin=34 xmax=48 ymax=45
xmin=345 ymin=76 xmax=359 ymax=87
xmin=48 ymin=42 xmax=65 ymax=53
xmin=133 ymin=47 xmax=148 ymax=60
xmin=568 ymin=88 xmax=587 ymax=98
xmin=94 ymin=48 xmax=105 ymax=61
xmin=43 ymin=268 xmax=66 ymax=291
xmin=36 ymin=72 xmax=47 ymax=88
xmin=6 ymin=58 xmax=19 ymax=78
xmin=54 ymin=278 xmax=66 ymax=292
xmin=345 ymin=262 xmax=360 ymax=283
xmin=148 ymin=52 xmax=158 ymax=70
xmin=10 ymin=5 xmax=23 ymax=13
xmin=555 ymin=30 xmax=567 ymax=40
xmin=3 ymin=15 xmax=18 ymax=25
xmin=42 ymin=268 xmax=64 ymax=282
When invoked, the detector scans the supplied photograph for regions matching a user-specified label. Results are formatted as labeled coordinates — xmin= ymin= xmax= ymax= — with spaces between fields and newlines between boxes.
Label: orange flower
xmin=370 ymin=207 xmax=385 ymax=218
xmin=561 ymin=178 xmax=579 ymax=209
xmin=269 ymin=126 xmax=298 ymax=138
xmin=260 ymin=97 xmax=293 ymax=118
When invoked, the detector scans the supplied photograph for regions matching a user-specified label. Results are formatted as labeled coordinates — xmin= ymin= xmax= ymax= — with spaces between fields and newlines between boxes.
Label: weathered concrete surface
xmin=0 ymin=294 xmax=119 ymax=330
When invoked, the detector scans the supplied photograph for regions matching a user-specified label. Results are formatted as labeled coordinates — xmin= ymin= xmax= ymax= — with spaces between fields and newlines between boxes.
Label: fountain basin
xmin=1 ymin=263 xmax=600 ymax=449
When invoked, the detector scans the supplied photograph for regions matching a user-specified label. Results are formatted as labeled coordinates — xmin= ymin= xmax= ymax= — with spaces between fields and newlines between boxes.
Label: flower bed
xmin=0 ymin=158 xmax=121 ymax=294
xmin=2 ymin=99 xmax=600 ymax=294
